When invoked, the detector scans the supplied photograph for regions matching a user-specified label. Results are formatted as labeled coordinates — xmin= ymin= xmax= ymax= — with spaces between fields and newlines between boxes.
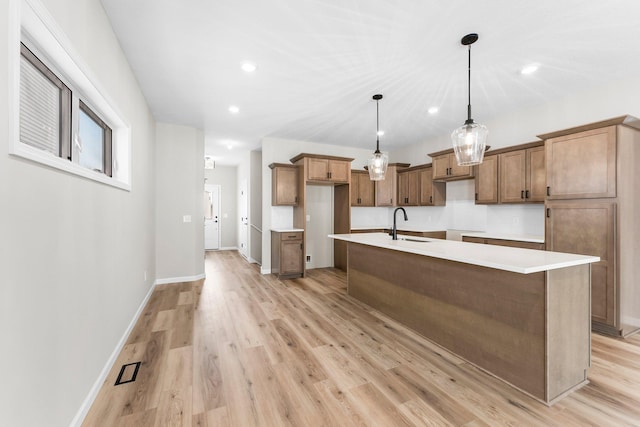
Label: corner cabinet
xmin=430 ymin=151 xmax=475 ymax=181
xmin=351 ymin=170 xmax=375 ymax=206
xmin=271 ymin=231 xmax=304 ymax=279
xmin=538 ymin=116 xmax=640 ymax=337
xmin=375 ymin=163 xmax=409 ymax=207
xmin=269 ymin=163 xmax=299 ymax=206
xmin=474 ymin=154 xmax=499 ymax=204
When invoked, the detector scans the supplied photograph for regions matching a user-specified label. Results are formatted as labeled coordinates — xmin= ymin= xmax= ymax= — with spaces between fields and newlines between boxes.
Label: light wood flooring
xmin=83 ymin=250 xmax=640 ymax=426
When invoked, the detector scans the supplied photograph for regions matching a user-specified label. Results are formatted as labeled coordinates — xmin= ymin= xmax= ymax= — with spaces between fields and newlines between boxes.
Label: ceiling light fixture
xmin=451 ymin=33 xmax=488 ymax=166
xmin=228 ymin=105 xmax=239 ymax=114
xmin=521 ymin=64 xmax=539 ymax=75
xmin=241 ymin=62 xmax=257 ymax=73
xmin=368 ymin=94 xmax=388 ymax=181
xmin=428 ymin=107 xmax=439 ymax=114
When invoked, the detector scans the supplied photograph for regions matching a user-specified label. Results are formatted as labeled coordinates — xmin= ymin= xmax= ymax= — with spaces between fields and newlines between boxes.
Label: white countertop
xmin=461 ymin=232 xmax=545 ymax=244
xmin=329 ymin=232 xmax=598 ymax=274
xmin=271 ymin=228 xmax=304 ymax=233
xmin=350 ymin=226 xmax=446 ymax=232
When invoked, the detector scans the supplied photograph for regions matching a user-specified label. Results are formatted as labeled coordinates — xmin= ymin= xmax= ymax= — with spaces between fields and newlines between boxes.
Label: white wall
xmin=249 ymin=150 xmax=262 ymax=263
xmin=155 ymin=123 xmax=205 ymax=282
xmin=0 ymin=0 xmax=156 ymax=426
xmin=205 ymin=165 xmax=238 ymax=249
xmin=261 ymin=137 xmax=373 ymax=273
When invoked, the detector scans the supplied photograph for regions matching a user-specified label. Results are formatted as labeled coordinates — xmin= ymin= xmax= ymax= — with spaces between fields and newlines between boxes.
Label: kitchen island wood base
xmin=347 ymin=242 xmax=591 ymax=405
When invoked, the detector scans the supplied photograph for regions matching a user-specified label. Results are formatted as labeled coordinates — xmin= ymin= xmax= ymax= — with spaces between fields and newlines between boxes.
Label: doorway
xmin=239 ymin=179 xmax=248 ymax=259
xmin=204 ymin=184 xmax=221 ymax=250
xmin=305 ymin=185 xmax=334 ymax=269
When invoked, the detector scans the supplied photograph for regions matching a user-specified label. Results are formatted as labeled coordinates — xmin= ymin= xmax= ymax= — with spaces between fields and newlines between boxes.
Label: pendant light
xmin=368 ymin=94 xmax=388 ymax=181
xmin=451 ymin=33 xmax=488 ymax=166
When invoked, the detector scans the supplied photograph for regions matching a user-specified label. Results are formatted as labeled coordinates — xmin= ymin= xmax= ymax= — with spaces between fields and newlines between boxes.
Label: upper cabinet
xmin=430 ymin=150 xmax=475 ymax=181
xmin=397 ymin=169 xmax=420 ymax=206
xmin=475 ymin=154 xmax=499 ymax=204
xmin=499 ymin=144 xmax=546 ymax=203
xmin=375 ymin=163 xmax=409 ymax=207
xmin=305 ymin=157 xmax=351 ymax=183
xmin=542 ymin=126 xmax=616 ymax=200
xmin=269 ymin=163 xmax=299 ymax=206
xmin=419 ymin=166 xmax=446 ymax=206
xmin=351 ymin=170 xmax=375 ymax=206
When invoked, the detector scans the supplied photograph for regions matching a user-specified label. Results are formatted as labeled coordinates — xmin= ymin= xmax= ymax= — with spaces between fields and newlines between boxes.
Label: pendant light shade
xmin=451 ymin=33 xmax=488 ymax=166
xmin=368 ymin=94 xmax=388 ymax=181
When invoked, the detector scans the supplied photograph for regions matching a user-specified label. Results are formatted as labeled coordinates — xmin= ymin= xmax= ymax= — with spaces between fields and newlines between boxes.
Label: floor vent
xmin=114 ymin=361 xmax=141 ymax=386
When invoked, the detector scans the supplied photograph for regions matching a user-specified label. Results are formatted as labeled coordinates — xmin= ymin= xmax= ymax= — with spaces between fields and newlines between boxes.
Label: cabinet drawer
xmin=282 ymin=232 xmax=303 ymax=240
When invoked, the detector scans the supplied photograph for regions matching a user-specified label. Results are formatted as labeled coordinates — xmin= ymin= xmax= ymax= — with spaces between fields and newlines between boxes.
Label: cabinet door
xmin=375 ymin=166 xmax=397 ymax=206
xmin=546 ymin=126 xmax=616 ymax=199
xmin=308 ymin=158 xmax=329 ymax=180
xmin=273 ymin=167 xmax=298 ymax=206
xmin=432 ymin=155 xmax=450 ymax=180
xmin=475 ymin=155 xmax=499 ymax=204
xmin=281 ymin=239 xmax=303 ymax=275
xmin=398 ymin=171 xmax=419 ymax=206
xmin=546 ymin=202 xmax=616 ymax=326
xmin=499 ymin=150 xmax=526 ymax=203
xmin=419 ymin=168 xmax=433 ymax=205
xmin=449 ymin=154 xmax=473 ymax=178
xmin=358 ymin=173 xmax=375 ymax=206
xmin=329 ymin=160 xmax=350 ymax=182
xmin=526 ymin=146 xmax=546 ymax=202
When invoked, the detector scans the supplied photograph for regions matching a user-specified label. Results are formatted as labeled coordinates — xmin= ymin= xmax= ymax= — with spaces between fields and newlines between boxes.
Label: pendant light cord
xmin=466 ymin=44 xmax=472 ymax=124
xmin=375 ymin=98 xmax=381 ymax=153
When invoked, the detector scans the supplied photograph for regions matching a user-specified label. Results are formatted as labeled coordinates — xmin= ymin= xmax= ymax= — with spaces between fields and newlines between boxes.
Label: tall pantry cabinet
xmin=540 ymin=116 xmax=640 ymax=337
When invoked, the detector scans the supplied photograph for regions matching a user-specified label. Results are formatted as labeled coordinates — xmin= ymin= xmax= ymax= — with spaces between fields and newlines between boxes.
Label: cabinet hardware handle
xmin=295 ymin=196 xmax=298 ymax=202
xmin=475 ymin=193 xmax=478 ymax=201
xmin=525 ymin=190 xmax=530 ymax=199
xmin=300 ymin=243 xmax=303 ymax=249
xmin=521 ymin=190 xmax=525 ymax=199
xmin=288 ymin=235 xmax=297 ymax=238
xmin=430 ymin=196 xmax=433 ymax=203
xmin=546 ymin=186 xmax=550 ymax=196
xmin=546 ymin=208 xmax=550 ymax=218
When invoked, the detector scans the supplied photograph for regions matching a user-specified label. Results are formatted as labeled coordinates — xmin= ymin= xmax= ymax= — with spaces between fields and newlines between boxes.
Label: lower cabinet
xmin=271 ymin=231 xmax=304 ymax=279
xmin=462 ymin=236 xmax=545 ymax=251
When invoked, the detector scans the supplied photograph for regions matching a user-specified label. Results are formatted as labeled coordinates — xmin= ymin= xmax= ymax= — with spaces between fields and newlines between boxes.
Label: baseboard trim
xmin=154 ymin=273 xmax=206 ymax=286
xmin=69 ymin=282 xmax=156 ymax=426
xmin=260 ymin=266 xmax=271 ymax=275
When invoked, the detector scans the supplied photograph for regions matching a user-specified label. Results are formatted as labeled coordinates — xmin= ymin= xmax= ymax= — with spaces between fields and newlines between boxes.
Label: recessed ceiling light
xmin=521 ymin=64 xmax=539 ymax=75
xmin=241 ymin=62 xmax=257 ymax=73
xmin=377 ymin=130 xmax=385 ymax=137
xmin=228 ymin=105 xmax=239 ymax=114
xmin=428 ymin=107 xmax=439 ymax=114
xmin=227 ymin=144 xmax=233 ymax=150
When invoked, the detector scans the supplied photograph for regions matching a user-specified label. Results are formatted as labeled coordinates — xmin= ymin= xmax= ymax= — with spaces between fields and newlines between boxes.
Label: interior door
xmin=239 ymin=179 xmax=248 ymax=259
xmin=204 ymin=184 xmax=220 ymax=250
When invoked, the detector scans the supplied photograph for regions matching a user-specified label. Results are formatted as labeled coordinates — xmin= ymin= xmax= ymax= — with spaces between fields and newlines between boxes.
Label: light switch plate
xmin=183 ymin=215 xmax=192 ymax=223
xmin=306 ymin=215 xmax=311 ymax=222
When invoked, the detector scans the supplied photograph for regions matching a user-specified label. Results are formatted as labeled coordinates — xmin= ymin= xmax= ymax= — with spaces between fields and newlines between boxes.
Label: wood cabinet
xmin=538 ymin=116 xmax=640 ymax=336
xmin=430 ymin=151 xmax=475 ymax=181
xmin=544 ymin=126 xmax=616 ymax=200
xmin=499 ymin=145 xmax=545 ymax=203
xmin=269 ymin=163 xmax=299 ymax=206
xmin=271 ymin=231 xmax=304 ymax=279
xmin=474 ymin=155 xmax=499 ymax=204
xmin=419 ymin=166 xmax=446 ymax=206
xmin=397 ymin=169 xmax=419 ymax=206
xmin=351 ymin=171 xmax=375 ymax=206
xmin=462 ymin=235 xmax=545 ymax=251
xmin=375 ymin=163 xmax=409 ymax=207
xmin=306 ymin=157 xmax=350 ymax=183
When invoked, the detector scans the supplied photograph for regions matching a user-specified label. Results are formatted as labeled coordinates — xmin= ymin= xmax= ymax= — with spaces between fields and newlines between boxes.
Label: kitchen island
xmin=329 ymin=232 xmax=599 ymax=405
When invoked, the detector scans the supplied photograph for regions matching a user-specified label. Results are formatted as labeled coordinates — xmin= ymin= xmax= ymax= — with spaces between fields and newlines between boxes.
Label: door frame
xmin=204 ymin=184 xmax=221 ymax=250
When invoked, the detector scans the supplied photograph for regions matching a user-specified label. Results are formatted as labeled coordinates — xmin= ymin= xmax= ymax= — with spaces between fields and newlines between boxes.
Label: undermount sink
xmin=399 ymin=237 xmax=430 ymax=243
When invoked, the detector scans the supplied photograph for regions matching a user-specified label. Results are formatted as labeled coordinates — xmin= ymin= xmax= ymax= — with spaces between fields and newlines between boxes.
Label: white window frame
xmin=8 ymin=0 xmax=132 ymax=190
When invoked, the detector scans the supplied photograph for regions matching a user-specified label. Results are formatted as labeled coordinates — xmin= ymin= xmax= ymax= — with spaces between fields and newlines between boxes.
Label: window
xmin=19 ymin=43 xmax=71 ymax=159
xmin=10 ymin=0 xmax=131 ymax=190
xmin=19 ymin=42 xmax=113 ymax=177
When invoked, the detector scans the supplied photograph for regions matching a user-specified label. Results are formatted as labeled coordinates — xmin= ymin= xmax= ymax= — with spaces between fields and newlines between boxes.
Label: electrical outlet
xmin=183 ymin=215 xmax=192 ymax=223
xmin=306 ymin=255 xmax=311 ymax=263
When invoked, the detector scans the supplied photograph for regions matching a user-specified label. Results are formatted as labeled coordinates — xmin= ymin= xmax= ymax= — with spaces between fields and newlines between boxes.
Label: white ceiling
xmin=100 ymin=0 xmax=640 ymax=165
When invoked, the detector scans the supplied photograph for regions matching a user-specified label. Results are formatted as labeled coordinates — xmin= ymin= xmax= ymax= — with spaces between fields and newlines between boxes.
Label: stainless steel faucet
xmin=390 ymin=207 xmax=408 ymax=240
